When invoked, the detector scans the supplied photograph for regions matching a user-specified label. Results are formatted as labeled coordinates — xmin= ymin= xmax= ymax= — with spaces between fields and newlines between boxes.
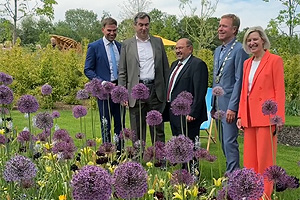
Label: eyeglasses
xmin=174 ymin=45 xmax=190 ymax=50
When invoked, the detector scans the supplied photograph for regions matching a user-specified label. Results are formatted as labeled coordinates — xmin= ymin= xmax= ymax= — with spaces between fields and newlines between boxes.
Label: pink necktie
xmin=167 ymin=62 xmax=183 ymax=101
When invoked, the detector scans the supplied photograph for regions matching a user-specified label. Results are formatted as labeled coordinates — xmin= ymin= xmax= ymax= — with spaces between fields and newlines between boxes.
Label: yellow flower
xmin=59 ymin=194 xmax=67 ymax=200
xmin=35 ymin=140 xmax=41 ymax=144
xmin=146 ymin=162 xmax=153 ymax=168
xmin=81 ymin=147 xmax=91 ymax=155
xmin=108 ymin=166 xmax=116 ymax=174
xmin=0 ymin=129 xmax=5 ymax=135
xmin=43 ymin=142 xmax=52 ymax=150
xmin=43 ymin=153 xmax=57 ymax=160
xmin=45 ymin=166 xmax=52 ymax=173
xmin=191 ymin=186 xmax=198 ymax=197
xmin=159 ymin=179 xmax=165 ymax=188
xmin=37 ymin=180 xmax=46 ymax=187
xmin=95 ymin=137 xmax=102 ymax=144
xmin=213 ymin=177 xmax=223 ymax=187
xmin=167 ymin=171 xmax=172 ymax=179
xmin=172 ymin=192 xmax=183 ymax=200
xmin=87 ymin=161 xmax=94 ymax=165
xmin=148 ymin=189 xmax=155 ymax=195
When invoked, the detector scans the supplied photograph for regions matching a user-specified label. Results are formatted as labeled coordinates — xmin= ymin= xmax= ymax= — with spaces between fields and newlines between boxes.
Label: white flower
xmin=55 ymin=124 xmax=60 ymax=131
xmin=24 ymin=113 xmax=29 ymax=118
xmin=23 ymin=127 xmax=29 ymax=131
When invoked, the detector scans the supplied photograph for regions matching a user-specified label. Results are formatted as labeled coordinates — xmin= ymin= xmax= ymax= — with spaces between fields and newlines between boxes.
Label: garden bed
xmin=278 ymin=126 xmax=300 ymax=146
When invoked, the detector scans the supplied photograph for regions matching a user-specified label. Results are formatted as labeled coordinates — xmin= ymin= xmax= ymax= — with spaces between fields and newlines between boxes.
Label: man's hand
xmin=122 ymin=101 xmax=128 ymax=107
xmin=210 ymin=109 xmax=216 ymax=119
xmin=226 ymin=109 xmax=236 ymax=123
xmin=186 ymin=115 xmax=195 ymax=122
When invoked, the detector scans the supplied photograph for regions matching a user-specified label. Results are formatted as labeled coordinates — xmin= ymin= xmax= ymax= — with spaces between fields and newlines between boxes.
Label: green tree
xmin=119 ymin=0 xmax=152 ymax=19
xmin=0 ymin=0 xmax=57 ymax=44
xmin=0 ymin=18 xmax=13 ymax=43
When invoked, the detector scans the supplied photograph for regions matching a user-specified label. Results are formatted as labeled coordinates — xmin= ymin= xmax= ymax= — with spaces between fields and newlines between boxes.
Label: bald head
xmin=175 ymin=38 xmax=193 ymax=61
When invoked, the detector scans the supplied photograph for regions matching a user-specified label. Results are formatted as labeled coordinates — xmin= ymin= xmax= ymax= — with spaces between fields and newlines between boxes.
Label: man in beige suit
xmin=118 ymin=12 xmax=169 ymax=144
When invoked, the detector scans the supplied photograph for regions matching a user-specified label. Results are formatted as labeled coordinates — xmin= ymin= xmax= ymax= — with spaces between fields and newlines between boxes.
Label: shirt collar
xmin=103 ymin=36 xmax=114 ymax=46
xmin=135 ymin=35 xmax=150 ymax=42
xmin=223 ymin=37 xmax=236 ymax=49
xmin=180 ymin=54 xmax=192 ymax=65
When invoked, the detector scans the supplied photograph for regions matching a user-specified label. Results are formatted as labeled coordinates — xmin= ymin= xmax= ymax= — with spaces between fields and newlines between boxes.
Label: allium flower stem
xmin=269 ymin=115 xmax=275 ymax=165
xmin=90 ymin=98 xmax=96 ymax=140
xmin=106 ymin=97 xmax=113 ymax=144
xmin=139 ymin=100 xmax=143 ymax=163
xmin=217 ymin=118 xmax=222 ymax=178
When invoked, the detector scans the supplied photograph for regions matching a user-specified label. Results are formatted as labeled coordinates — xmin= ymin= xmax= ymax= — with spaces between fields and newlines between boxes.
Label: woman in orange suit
xmin=237 ymin=26 xmax=285 ymax=200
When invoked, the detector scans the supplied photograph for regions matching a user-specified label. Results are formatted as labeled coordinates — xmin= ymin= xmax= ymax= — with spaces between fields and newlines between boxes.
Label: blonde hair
xmin=242 ymin=26 xmax=270 ymax=54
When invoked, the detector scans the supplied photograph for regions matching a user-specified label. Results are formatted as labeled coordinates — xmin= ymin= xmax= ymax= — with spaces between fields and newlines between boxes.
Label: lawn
xmin=9 ymin=109 xmax=300 ymax=199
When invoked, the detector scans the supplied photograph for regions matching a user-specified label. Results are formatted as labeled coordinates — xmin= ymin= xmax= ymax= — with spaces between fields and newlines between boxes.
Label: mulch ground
xmin=278 ymin=126 xmax=300 ymax=147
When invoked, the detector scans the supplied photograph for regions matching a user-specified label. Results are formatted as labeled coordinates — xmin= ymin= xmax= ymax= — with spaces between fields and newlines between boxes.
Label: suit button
xmin=259 ymin=87 xmax=262 ymax=90
xmin=259 ymin=98 xmax=262 ymax=101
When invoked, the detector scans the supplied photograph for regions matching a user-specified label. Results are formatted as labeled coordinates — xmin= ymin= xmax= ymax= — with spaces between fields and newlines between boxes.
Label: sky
xmin=52 ymin=0 xmax=285 ymax=30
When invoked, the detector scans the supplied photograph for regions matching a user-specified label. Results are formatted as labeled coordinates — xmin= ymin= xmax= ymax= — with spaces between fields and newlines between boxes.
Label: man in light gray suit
xmin=212 ymin=14 xmax=248 ymax=173
xmin=118 ymin=12 xmax=169 ymax=144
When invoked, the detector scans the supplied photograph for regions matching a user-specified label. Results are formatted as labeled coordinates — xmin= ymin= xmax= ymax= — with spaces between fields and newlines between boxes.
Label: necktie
xmin=219 ymin=45 xmax=226 ymax=60
xmin=109 ymin=42 xmax=118 ymax=79
xmin=167 ymin=62 xmax=183 ymax=101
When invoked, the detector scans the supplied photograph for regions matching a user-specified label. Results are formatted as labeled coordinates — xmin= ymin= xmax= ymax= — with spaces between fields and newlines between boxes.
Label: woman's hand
xmin=236 ymin=118 xmax=244 ymax=131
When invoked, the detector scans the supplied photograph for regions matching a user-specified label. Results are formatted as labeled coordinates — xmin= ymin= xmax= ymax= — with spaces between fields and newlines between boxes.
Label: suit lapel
xmin=99 ymin=39 xmax=110 ymax=70
xmin=174 ymin=56 xmax=193 ymax=86
xmin=250 ymin=50 xmax=270 ymax=91
xmin=129 ymin=38 xmax=139 ymax=62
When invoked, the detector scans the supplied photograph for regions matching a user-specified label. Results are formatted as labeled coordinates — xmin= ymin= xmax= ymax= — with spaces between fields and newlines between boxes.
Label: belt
xmin=139 ymin=79 xmax=154 ymax=85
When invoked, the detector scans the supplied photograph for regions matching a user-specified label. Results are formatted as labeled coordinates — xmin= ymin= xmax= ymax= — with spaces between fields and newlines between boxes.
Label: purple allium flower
xmin=133 ymin=140 xmax=146 ymax=150
xmin=120 ymin=128 xmax=135 ymax=141
xmin=37 ymin=129 xmax=50 ymax=142
xmin=177 ymin=91 xmax=193 ymax=105
xmin=53 ymin=129 xmax=70 ymax=141
xmin=0 ymin=107 xmax=9 ymax=115
xmin=262 ymin=100 xmax=278 ymax=116
xmin=111 ymin=85 xmax=129 ymax=104
xmin=51 ymin=110 xmax=60 ymax=118
xmin=113 ymin=161 xmax=148 ymax=199
xmin=263 ymin=165 xmax=286 ymax=183
xmin=71 ymin=165 xmax=112 ymax=200
xmin=131 ymin=83 xmax=150 ymax=100
xmin=212 ymin=86 xmax=225 ymax=96
xmin=3 ymin=155 xmax=37 ymax=182
xmin=41 ymin=84 xmax=52 ymax=95
xmin=171 ymin=96 xmax=191 ymax=116
xmin=270 ymin=115 xmax=283 ymax=125
xmin=214 ymin=110 xmax=226 ymax=120
xmin=154 ymin=141 xmax=166 ymax=161
xmin=76 ymin=89 xmax=89 ymax=100
xmin=275 ymin=175 xmax=299 ymax=192
xmin=72 ymin=105 xmax=87 ymax=118
xmin=228 ymin=168 xmax=264 ymax=200
xmin=86 ymin=139 xmax=96 ymax=147
xmin=165 ymin=135 xmax=194 ymax=164
xmin=146 ymin=110 xmax=163 ymax=126
xmin=0 ymin=134 xmax=6 ymax=145
xmin=102 ymin=81 xmax=115 ymax=94
xmin=87 ymin=78 xmax=108 ymax=100
xmin=194 ymin=148 xmax=209 ymax=160
xmin=17 ymin=95 xmax=39 ymax=113
xmin=17 ymin=131 xmax=32 ymax=143
xmin=0 ymin=85 xmax=14 ymax=105
xmin=206 ymin=154 xmax=217 ymax=162
xmin=170 ymin=169 xmax=194 ymax=186
xmin=125 ymin=146 xmax=137 ymax=158
xmin=217 ymin=187 xmax=233 ymax=200
xmin=0 ymin=72 xmax=13 ymax=85
xmin=75 ymin=133 xmax=85 ymax=139
xmin=143 ymin=146 xmax=155 ymax=162
xmin=35 ymin=112 xmax=53 ymax=130
xmin=52 ymin=140 xmax=76 ymax=160
xmin=98 ymin=142 xmax=116 ymax=154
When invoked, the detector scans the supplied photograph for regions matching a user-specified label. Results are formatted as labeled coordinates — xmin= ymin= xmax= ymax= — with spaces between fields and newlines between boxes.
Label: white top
xmin=103 ymin=37 xmax=120 ymax=81
xmin=167 ymin=55 xmax=191 ymax=101
xmin=136 ymin=36 xmax=155 ymax=80
xmin=248 ymin=60 xmax=260 ymax=92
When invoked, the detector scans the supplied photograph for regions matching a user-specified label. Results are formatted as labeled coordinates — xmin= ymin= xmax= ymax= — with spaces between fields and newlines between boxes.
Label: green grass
xmin=8 ymin=109 xmax=300 ymax=198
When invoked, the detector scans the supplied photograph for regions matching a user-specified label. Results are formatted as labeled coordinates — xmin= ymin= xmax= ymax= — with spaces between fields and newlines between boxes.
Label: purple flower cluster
xmin=52 ymin=129 xmax=76 ymax=159
xmin=17 ymin=130 xmax=32 ymax=143
xmin=53 ymin=129 xmax=70 ymax=141
xmin=262 ymin=99 xmax=278 ymax=115
xmin=75 ymin=133 xmax=85 ymax=140
xmin=228 ymin=168 xmax=264 ymax=200
xmin=165 ymin=135 xmax=194 ymax=164
xmin=72 ymin=105 xmax=87 ymax=118
xmin=270 ymin=115 xmax=283 ymax=125
xmin=76 ymin=89 xmax=89 ymax=100
xmin=102 ymin=81 xmax=115 ymax=94
xmin=217 ymin=187 xmax=233 ymax=200
xmin=51 ymin=110 xmax=60 ymax=118
xmin=120 ymin=128 xmax=135 ymax=141
xmin=214 ymin=110 xmax=226 ymax=120
xmin=275 ymin=175 xmax=300 ymax=192
xmin=113 ymin=161 xmax=148 ymax=199
xmin=0 ymin=72 xmax=13 ymax=85
xmin=71 ymin=165 xmax=112 ymax=200
xmin=0 ymin=134 xmax=7 ymax=145
xmin=143 ymin=146 xmax=155 ymax=162
xmin=41 ymin=84 xmax=52 ymax=95
xmin=170 ymin=169 xmax=194 ymax=186
xmin=3 ymin=155 xmax=37 ymax=182
xmin=37 ymin=129 xmax=50 ymax=142
xmin=111 ymin=85 xmax=128 ymax=104
xmin=86 ymin=139 xmax=96 ymax=147
xmin=0 ymin=85 xmax=14 ymax=105
xmin=171 ymin=95 xmax=191 ymax=116
xmin=131 ymin=83 xmax=149 ymax=100
xmin=35 ymin=112 xmax=53 ymax=130
xmin=194 ymin=148 xmax=218 ymax=163
xmin=154 ymin=141 xmax=166 ymax=161
xmin=212 ymin=86 xmax=225 ymax=96
xmin=17 ymin=95 xmax=39 ymax=113
xmin=146 ymin=110 xmax=163 ymax=126
xmin=263 ymin=165 xmax=286 ymax=183
xmin=85 ymin=78 xmax=108 ymax=100
xmin=98 ymin=142 xmax=116 ymax=154
xmin=177 ymin=91 xmax=193 ymax=105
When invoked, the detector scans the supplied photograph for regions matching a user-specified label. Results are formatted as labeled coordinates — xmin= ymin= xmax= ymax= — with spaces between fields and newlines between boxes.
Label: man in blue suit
xmin=212 ymin=14 xmax=248 ymax=173
xmin=84 ymin=17 xmax=123 ymax=150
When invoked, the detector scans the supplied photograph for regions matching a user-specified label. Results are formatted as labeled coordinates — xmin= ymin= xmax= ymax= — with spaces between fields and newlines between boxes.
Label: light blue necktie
xmin=219 ymin=45 xmax=226 ymax=60
xmin=109 ymin=42 xmax=118 ymax=79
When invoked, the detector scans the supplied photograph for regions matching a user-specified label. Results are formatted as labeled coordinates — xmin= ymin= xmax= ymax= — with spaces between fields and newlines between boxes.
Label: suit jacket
xmin=238 ymin=50 xmax=285 ymax=127
xmin=212 ymin=39 xmax=248 ymax=112
xmin=84 ymin=38 xmax=121 ymax=81
xmin=169 ymin=55 xmax=208 ymax=123
xmin=118 ymin=35 xmax=169 ymax=107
